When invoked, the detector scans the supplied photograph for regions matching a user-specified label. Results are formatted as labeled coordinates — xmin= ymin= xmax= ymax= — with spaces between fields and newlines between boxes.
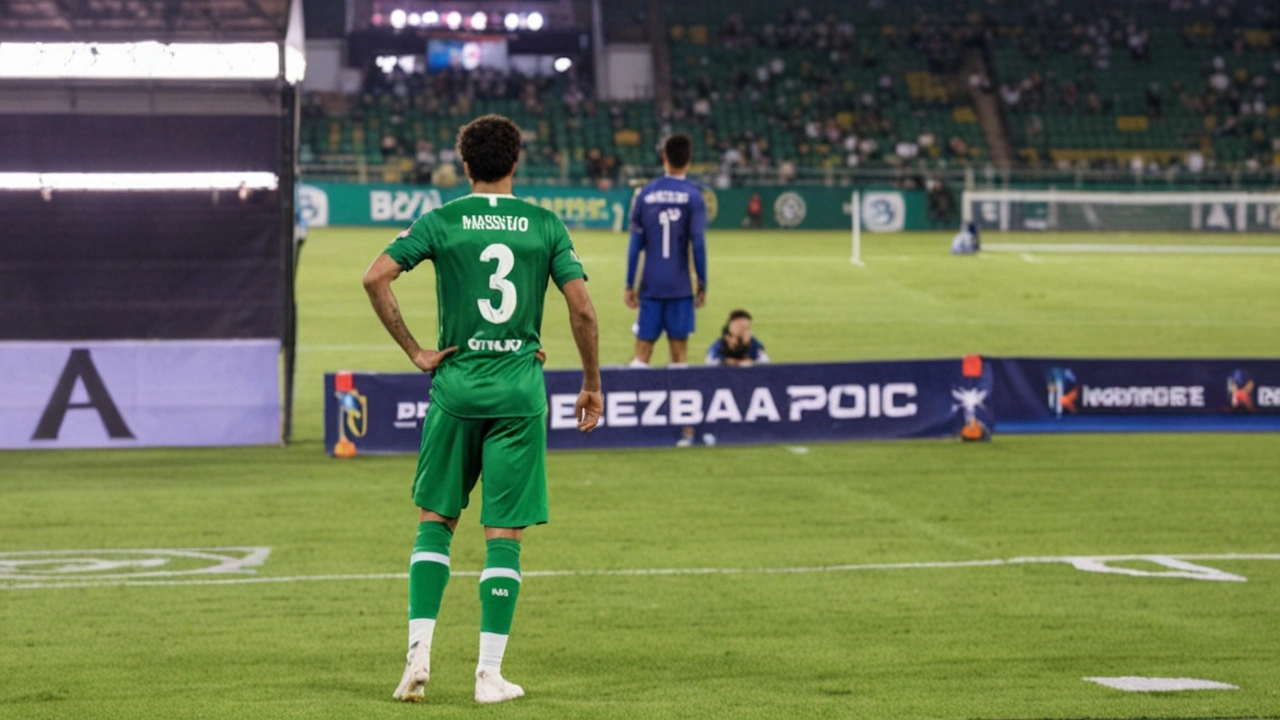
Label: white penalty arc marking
xmin=986 ymin=242 xmax=1280 ymax=255
xmin=0 ymin=547 xmax=270 ymax=580
xmin=1 ymin=553 xmax=1277 ymax=591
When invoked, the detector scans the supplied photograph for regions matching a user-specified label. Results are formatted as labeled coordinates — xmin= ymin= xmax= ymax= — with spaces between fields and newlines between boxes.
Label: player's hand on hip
xmin=575 ymin=390 xmax=604 ymax=432
xmin=409 ymin=346 xmax=457 ymax=372
xmin=623 ymin=288 xmax=639 ymax=310
xmin=535 ymin=348 xmax=547 ymax=365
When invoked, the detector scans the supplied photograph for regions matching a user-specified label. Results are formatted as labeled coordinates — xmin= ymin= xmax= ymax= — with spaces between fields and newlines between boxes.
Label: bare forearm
xmin=366 ymin=282 xmax=421 ymax=357
xmin=570 ymin=303 xmax=601 ymax=392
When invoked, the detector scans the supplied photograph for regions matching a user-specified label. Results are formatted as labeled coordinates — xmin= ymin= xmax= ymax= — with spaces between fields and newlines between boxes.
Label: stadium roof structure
xmin=0 ymin=0 xmax=291 ymax=41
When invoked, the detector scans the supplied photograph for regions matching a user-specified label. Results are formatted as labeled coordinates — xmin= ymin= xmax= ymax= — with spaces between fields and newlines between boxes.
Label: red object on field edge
xmin=962 ymin=355 xmax=983 ymax=378
xmin=334 ymin=371 xmax=354 ymax=393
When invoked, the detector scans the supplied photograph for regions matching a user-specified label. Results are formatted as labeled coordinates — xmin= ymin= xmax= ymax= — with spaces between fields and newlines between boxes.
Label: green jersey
xmin=384 ymin=193 xmax=586 ymax=418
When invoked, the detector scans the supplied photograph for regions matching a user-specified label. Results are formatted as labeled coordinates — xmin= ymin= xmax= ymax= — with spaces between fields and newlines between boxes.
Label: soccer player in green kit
xmin=362 ymin=115 xmax=603 ymax=705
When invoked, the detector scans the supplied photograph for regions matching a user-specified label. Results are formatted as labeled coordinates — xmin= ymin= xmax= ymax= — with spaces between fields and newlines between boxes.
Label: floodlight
xmin=0 ymin=172 xmax=280 ymax=191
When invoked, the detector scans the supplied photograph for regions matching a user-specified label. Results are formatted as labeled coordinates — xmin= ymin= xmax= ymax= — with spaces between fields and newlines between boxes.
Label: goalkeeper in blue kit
xmin=624 ymin=134 xmax=708 ymax=367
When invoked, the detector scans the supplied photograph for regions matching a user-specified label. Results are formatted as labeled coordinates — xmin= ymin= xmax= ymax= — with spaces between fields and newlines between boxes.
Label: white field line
xmin=985 ymin=242 xmax=1280 ymax=255
xmin=2 ymin=554 xmax=1277 ymax=591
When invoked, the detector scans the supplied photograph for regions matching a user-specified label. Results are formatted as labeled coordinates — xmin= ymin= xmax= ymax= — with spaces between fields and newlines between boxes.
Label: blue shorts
xmin=633 ymin=297 xmax=696 ymax=341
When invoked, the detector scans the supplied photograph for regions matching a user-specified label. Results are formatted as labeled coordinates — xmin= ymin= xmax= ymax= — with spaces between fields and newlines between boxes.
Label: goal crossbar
xmin=962 ymin=189 xmax=1280 ymax=235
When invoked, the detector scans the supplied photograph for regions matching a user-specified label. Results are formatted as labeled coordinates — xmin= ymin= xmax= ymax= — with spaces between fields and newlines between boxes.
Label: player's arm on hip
xmin=362 ymin=253 xmax=455 ymax=371
xmin=561 ymin=278 xmax=603 ymax=431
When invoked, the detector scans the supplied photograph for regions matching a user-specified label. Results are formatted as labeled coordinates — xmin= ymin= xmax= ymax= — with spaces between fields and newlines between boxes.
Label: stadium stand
xmin=300 ymin=2 xmax=989 ymax=183
xmin=661 ymin=0 xmax=987 ymax=173
xmin=991 ymin=0 xmax=1279 ymax=171
xmin=297 ymin=0 xmax=1279 ymax=184
xmin=301 ymin=68 xmax=657 ymax=186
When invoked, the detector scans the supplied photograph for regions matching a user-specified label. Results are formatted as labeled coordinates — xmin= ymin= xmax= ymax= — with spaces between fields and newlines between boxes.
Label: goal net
xmin=962 ymin=190 xmax=1280 ymax=239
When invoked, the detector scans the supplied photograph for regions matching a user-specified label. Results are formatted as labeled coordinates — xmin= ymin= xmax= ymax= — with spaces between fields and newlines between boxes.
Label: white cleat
xmin=392 ymin=642 xmax=431 ymax=702
xmin=474 ymin=668 xmax=525 ymax=704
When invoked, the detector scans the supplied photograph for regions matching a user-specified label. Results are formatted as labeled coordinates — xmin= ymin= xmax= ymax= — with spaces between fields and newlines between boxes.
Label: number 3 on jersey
xmin=477 ymin=243 xmax=517 ymax=324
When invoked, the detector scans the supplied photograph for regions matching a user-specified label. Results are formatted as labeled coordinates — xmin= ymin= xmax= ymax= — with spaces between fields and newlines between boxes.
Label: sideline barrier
xmin=1 ymin=340 xmax=281 ymax=449
xmin=298 ymin=181 xmax=934 ymax=231
xmin=326 ymin=357 xmax=1280 ymax=455
xmin=325 ymin=358 xmax=994 ymax=455
xmin=994 ymin=358 xmax=1280 ymax=433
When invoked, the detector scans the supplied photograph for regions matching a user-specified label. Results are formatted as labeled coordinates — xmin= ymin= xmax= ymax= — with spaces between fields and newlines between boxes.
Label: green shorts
xmin=412 ymin=404 xmax=548 ymax=528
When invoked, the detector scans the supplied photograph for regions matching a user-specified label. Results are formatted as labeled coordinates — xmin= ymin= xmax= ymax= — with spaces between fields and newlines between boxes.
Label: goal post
xmin=850 ymin=189 xmax=864 ymax=266
xmin=961 ymin=189 xmax=1280 ymax=235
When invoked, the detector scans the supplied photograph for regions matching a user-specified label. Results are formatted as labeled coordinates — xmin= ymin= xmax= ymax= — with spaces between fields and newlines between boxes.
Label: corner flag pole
xmin=851 ymin=190 xmax=865 ymax=266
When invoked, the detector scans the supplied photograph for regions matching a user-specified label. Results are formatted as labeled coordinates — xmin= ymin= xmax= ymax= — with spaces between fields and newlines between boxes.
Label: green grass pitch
xmin=3 ymin=229 xmax=1280 ymax=719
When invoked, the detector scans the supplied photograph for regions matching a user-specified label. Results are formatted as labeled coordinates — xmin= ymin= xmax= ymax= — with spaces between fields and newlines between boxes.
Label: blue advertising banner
xmin=994 ymin=358 xmax=1280 ymax=433
xmin=325 ymin=359 xmax=994 ymax=455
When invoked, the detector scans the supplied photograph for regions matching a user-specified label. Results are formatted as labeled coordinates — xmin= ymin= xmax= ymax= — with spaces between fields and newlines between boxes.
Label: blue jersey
xmin=627 ymin=175 xmax=707 ymax=299
xmin=706 ymin=337 xmax=769 ymax=365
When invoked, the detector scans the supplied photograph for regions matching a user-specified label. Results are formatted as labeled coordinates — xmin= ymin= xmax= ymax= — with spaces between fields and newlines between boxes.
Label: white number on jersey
xmin=658 ymin=208 xmax=682 ymax=259
xmin=478 ymin=243 xmax=517 ymax=324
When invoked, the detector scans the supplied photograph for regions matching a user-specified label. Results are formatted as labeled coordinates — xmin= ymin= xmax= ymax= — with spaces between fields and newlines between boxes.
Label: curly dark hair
xmin=456 ymin=114 xmax=522 ymax=183
xmin=662 ymin=134 xmax=693 ymax=170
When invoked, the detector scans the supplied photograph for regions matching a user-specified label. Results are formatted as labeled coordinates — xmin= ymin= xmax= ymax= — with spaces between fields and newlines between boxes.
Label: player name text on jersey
xmin=461 ymin=215 xmax=531 ymax=232
xmin=642 ymin=190 xmax=691 ymax=204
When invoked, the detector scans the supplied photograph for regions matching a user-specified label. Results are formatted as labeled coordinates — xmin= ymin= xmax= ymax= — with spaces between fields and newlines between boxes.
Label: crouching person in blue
xmin=951 ymin=221 xmax=980 ymax=255
xmin=705 ymin=310 xmax=769 ymax=366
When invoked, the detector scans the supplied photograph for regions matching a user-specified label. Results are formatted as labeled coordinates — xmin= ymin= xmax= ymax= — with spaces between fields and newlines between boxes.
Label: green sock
xmin=477 ymin=538 xmax=522 ymax=671
xmin=407 ymin=521 xmax=452 ymax=650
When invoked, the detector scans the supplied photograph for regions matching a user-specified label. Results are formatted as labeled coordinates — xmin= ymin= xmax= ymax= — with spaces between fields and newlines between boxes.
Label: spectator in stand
xmin=719 ymin=143 xmax=742 ymax=174
xmin=721 ymin=13 xmax=747 ymax=43
xmin=1146 ymin=83 xmax=1163 ymax=119
xmin=778 ymin=159 xmax=798 ymax=183
xmin=599 ymin=155 xmax=619 ymax=191
xmin=705 ymin=310 xmax=769 ymax=367
xmin=1061 ymin=80 xmax=1079 ymax=110
xmin=743 ymin=193 xmax=763 ymax=228
xmin=755 ymin=152 xmax=772 ymax=178
xmin=1000 ymin=83 xmax=1022 ymax=109
xmin=1127 ymin=24 xmax=1150 ymax=61
xmin=895 ymin=139 xmax=920 ymax=163
xmin=823 ymin=120 xmax=842 ymax=145
xmin=429 ymin=161 xmax=458 ymax=188
xmin=1210 ymin=70 xmax=1231 ymax=94
xmin=584 ymin=148 xmax=604 ymax=183
xmin=968 ymin=72 xmax=991 ymax=93
xmin=413 ymin=140 xmax=436 ymax=184
xmin=693 ymin=96 xmax=712 ymax=123
xmin=927 ymin=178 xmax=956 ymax=227
xmin=1026 ymin=115 xmax=1044 ymax=141
xmin=1187 ymin=150 xmax=1206 ymax=173
xmin=877 ymin=72 xmax=896 ymax=102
